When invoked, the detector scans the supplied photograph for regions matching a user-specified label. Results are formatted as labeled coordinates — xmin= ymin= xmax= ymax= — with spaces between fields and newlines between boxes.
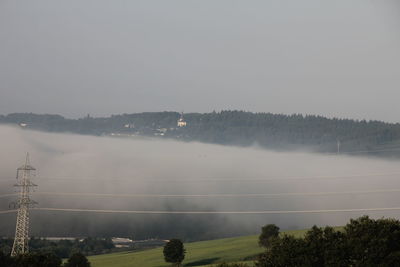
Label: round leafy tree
xmin=163 ymin=239 xmax=186 ymax=267
xmin=64 ymin=252 xmax=90 ymax=267
xmin=258 ymin=224 xmax=280 ymax=248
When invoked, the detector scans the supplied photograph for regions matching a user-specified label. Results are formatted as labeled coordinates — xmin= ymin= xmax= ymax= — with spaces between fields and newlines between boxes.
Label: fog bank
xmin=1 ymin=125 xmax=400 ymax=239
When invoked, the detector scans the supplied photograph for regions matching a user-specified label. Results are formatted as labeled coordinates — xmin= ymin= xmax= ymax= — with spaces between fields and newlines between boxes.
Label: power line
xmin=1 ymin=206 xmax=400 ymax=215
xmin=26 ymin=206 xmax=400 ymax=214
xmin=2 ymin=188 xmax=400 ymax=199
xmin=319 ymin=133 xmax=400 ymax=154
xmin=2 ymin=172 xmax=400 ymax=184
xmin=0 ymin=209 xmax=16 ymax=214
xmin=35 ymin=189 xmax=400 ymax=198
xmin=342 ymin=147 xmax=400 ymax=154
xmin=0 ymin=193 xmax=18 ymax=198
xmin=324 ymin=147 xmax=400 ymax=155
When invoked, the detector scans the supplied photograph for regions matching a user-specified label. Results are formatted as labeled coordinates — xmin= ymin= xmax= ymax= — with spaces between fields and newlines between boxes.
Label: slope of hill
xmin=2 ymin=111 xmax=400 ymax=156
xmin=88 ymin=229 xmax=310 ymax=267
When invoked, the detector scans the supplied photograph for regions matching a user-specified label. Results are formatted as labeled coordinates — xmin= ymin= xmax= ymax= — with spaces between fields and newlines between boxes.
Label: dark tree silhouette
xmin=15 ymin=252 xmax=62 ymax=267
xmin=258 ymin=224 xmax=280 ymax=248
xmin=64 ymin=252 xmax=90 ymax=267
xmin=163 ymin=239 xmax=186 ymax=267
xmin=0 ymin=251 xmax=15 ymax=267
xmin=256 ymin=216 xmax=400 ymax=267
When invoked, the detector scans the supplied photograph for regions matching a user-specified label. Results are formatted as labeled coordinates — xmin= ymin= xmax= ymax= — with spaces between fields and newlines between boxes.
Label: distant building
xmin=155 ymin=128 xmax=167 ymax=136
xmin=124 ymin=123 xmax=134 ymax=129
xmin=177 ymin=112 xmax=187 ymax=127
xmin=112 ymin=237 xmax=133 ymax=248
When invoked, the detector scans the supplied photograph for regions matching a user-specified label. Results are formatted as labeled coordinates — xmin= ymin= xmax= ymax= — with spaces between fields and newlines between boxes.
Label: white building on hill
xmin=177 ymin=112 xmax=187 ymax=127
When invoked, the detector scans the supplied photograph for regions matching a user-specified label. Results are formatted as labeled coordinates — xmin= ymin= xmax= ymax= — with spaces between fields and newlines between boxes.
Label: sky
xmin=0 ymin=0 xmax=399 ymax=121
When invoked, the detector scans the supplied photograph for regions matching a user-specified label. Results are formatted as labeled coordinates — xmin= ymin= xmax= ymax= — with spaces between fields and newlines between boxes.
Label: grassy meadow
xmin=88 ymin=228 xmax=313 ymax=267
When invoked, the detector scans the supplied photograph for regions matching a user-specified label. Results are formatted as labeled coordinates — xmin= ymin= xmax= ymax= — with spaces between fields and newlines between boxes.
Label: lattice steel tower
xmin=11 ymin=153 xmax=37 ymax=256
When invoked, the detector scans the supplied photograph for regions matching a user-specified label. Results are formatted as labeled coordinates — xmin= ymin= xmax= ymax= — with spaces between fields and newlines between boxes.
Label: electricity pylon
xmin=11 ymin=153 xmax=37 ymax=256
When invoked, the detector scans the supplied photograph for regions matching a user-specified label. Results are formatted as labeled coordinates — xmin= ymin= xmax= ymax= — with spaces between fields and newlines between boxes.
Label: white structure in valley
xmin=177 ymin=112 xmax=187 ymax=127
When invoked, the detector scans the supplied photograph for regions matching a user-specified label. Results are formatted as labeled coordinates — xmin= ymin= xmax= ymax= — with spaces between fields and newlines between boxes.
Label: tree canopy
xmin=0 ymin=251 xmax=62 ymax=267
xmin=64 ymin=252 xmax=91 ymax=267
xmin=163 ymin=239 xmax=186 ymax=266
xmin=258 ymin=224 xmax=280 ymax=248
xmin=256 ymin=216 xmax=400 ymax=267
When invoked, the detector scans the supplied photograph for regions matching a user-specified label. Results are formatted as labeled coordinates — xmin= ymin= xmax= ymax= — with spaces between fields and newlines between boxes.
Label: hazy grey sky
xmin=0 ymin=0 xmax=399 ymax=121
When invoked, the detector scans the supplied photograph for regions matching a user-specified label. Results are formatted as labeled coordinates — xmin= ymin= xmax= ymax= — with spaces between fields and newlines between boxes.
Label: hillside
xmin=87 ymin=229 xmax=312 ymax=267
xmin=1 ymin=111 xmax=400 ymax=156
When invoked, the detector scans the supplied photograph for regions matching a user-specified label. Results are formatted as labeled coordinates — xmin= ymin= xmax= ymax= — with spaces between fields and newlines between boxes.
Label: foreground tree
xmin=64 ymin=252 xmax=90 ymax=267
xmin=303 ymin=226 xmax=348 ymax=267
xmin=256 ymin=216 xmax=400 ymax=267
xmin=258 ymin=224 xmax=280 ymax=248
xmin=256 ymin=235 xmax=307 ymax=267
xmin=163 ymin=239 xmax=186 ymax=267
xmin=345 ymin=216 xmax=400 ymax=266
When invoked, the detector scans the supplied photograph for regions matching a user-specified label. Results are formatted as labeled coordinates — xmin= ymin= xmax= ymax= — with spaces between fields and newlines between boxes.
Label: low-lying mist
xmin=1 ymin=125 xmax=400 ymax=240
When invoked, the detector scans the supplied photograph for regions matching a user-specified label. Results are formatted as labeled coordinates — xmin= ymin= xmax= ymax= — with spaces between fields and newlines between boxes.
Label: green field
xmin=88 ymin=229 xmax=312 ymax=267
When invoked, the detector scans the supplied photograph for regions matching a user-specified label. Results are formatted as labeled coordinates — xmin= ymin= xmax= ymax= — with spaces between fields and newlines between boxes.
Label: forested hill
xmin=1 ymin=111 xmax=400 ymax=156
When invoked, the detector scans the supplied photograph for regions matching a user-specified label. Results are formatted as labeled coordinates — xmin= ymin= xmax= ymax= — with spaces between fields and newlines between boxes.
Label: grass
xmin=88 ymin=228 xmax=318 ymax=267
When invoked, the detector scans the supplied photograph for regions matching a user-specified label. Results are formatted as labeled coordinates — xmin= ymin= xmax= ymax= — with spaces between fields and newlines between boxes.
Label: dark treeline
xmin=217 ymin=216 xmax=400 ymax=266
xmin=0 ymin=251 xmax=90 ymax=267
xmin=0 ymin=237 xmax=114 ymax=258
xmin=2 ymin=111 xmax=400 ymax=155
xmin=255 ymin=216 xmax=400 ymax=267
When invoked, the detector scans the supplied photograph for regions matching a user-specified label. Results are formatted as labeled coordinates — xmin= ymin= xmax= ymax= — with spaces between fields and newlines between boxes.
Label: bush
xmin=258 ymin=224 xmax=280 ymax=248
xmin=163 ymin=239 xmax=185 ymax=267
xmin=15 ymin=252 xmax=62 ymax=267
xmin=64 ymin=252 xmax=90 ymax=267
